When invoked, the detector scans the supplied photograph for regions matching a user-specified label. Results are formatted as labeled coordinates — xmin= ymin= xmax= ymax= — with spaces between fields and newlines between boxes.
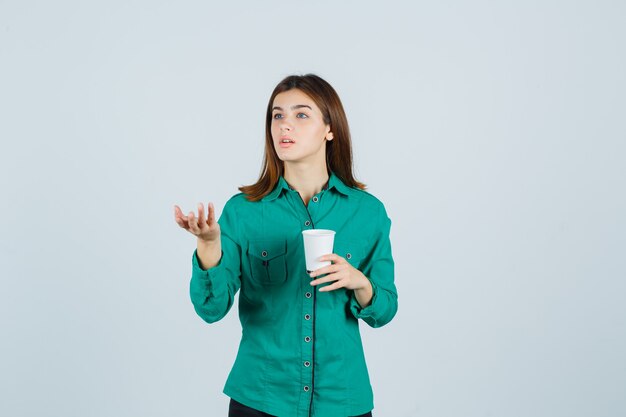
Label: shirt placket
xmin=288 ymin=185 xmax=325 ymax=417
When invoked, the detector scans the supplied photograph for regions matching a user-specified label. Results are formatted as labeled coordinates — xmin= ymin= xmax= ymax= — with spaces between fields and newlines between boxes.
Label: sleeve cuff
xmin=190 ymin=248 xmax=231 ymax=301
xmin=192 ymin=248 xmax=225 ymax=280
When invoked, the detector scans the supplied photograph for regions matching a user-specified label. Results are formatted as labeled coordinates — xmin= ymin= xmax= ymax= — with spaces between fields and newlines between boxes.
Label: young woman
xmin=174 ymin=74 xmax=397 ymax=417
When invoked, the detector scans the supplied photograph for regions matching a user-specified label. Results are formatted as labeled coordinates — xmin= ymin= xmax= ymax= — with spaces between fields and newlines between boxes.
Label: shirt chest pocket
xmin=333 ymin=239 xmax=366 ymax=271
xmin=247 ymin=239 xmax=288 ymax=285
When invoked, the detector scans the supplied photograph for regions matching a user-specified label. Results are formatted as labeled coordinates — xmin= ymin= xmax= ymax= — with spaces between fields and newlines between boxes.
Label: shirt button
xmin=304 ymin=314 xmax=311 ymax=320
xmin=304 ymin=220 xmax=311 ymax=226
xmin=312 ymin=196 xmax=318 ymax=202
xmin=305 ymin=292 xmax=311 ymax=298
xmin=304 ymin=336 xmax=311 ymax=342
xmin=303 ymin=386 xmax=310 ymax=392
xmin=304 ymin=361 xmax=311 ymax=367
xmin=261 ymin=250 xmax=268 ymax=257
xmin=346 ymin=253 xmax=352 ymax=260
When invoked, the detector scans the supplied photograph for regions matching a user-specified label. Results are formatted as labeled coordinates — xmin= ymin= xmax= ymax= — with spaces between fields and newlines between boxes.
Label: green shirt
xmin=189 ymin=170 xmax=397 ymax=417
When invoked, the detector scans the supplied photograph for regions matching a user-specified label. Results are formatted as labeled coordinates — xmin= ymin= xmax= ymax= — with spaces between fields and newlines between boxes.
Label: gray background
xmin=1 ymin=1 xmax=624 ymax=416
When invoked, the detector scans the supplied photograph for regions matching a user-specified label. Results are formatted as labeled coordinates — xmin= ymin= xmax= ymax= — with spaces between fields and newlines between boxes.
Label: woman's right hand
xmin=174 ymin=202 xmax=221 ymax=243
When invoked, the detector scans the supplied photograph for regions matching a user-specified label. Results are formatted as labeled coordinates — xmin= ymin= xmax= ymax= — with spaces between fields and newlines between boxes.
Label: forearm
xmin=196 ymin=238 xmax=222 ymax=270
xmin=353 ymin=273 xmax=373 ymax=308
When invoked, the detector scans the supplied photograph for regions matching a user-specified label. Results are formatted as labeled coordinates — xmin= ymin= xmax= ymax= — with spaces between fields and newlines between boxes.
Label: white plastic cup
xmin=302 ymin=229 xmax=336 ymax=273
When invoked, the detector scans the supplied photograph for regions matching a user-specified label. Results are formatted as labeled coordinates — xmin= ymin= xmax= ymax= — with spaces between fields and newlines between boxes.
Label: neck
xmin=283 ymin=163 xmax=330 ymax=201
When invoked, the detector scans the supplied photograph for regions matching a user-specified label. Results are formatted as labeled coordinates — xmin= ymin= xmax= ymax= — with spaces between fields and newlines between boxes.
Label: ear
xmin=326 ymin=132 xmax=334 ymax=141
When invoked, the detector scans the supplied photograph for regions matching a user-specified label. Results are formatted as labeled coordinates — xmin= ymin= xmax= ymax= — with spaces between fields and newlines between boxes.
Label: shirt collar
xmin=262 ymin=170 xmax=352 ymax=202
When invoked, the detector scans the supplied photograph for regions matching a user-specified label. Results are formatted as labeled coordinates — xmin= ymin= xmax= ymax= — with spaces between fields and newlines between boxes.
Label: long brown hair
xmin=239 ymin=73 xmax=366 ymax=202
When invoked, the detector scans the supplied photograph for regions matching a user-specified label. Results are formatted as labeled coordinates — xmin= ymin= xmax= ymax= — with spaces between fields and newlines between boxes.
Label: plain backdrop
xmin=1 ymin=1 xmax=625 ymax=416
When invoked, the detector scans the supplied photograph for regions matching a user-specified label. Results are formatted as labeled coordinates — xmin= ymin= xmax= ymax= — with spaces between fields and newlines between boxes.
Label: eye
xmin=272 ymin=113 xmax=282 ymax=119
xmin=297 ymin=113 xmax=308 ymax=119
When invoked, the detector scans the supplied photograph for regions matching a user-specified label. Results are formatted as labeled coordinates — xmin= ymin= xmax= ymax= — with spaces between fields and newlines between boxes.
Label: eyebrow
xmin=272 ymin=104 xmax=313 ymax=112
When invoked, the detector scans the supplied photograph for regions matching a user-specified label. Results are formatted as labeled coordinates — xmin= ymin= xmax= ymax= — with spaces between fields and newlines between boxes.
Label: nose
xmin=279 ymin=118 xmax=292 ymax=133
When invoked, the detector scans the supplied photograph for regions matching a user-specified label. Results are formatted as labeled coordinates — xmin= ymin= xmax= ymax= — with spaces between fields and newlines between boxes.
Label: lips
xmin=279 ymin=136 xmax=295 ymax=148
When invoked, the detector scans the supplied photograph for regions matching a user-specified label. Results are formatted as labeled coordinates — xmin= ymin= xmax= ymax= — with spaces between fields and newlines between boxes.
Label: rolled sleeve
xmin=349 ymin=203 xmax=397 ymax=327
xmin=189 ymin=197 xmax=242 ymax=324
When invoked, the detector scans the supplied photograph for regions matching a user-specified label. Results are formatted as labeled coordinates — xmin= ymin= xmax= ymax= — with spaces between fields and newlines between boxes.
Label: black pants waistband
xmin=228 ymin=398 xmax=373 ymax=417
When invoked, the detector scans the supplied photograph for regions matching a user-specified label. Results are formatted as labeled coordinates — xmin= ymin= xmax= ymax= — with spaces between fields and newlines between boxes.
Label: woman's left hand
xmin=309 ymin=254 xmax=371 ymax=292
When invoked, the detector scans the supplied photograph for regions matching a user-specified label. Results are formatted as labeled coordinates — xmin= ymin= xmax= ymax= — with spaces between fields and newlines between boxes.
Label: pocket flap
xmin=248 ymin=239 xmax=287 ymax=261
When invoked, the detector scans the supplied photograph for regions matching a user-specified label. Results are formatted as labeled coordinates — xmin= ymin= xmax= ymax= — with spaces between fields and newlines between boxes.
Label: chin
xmin=276 ymin=150 xmax=298 ymax=161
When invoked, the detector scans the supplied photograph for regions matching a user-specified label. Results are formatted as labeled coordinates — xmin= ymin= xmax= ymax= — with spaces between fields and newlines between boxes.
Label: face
xmin=270 ymin=89 xmax=333 ymax=165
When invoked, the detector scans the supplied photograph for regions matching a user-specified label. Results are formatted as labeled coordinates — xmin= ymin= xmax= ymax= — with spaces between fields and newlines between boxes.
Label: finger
xmin=175 ymin=205 xmax=188 ymax=222
xmin=321 ymin=253 xmax=345 ymax=265
xmin=174 ymin=205 xmax=183 ymax=221
xmin=207 ymin=202 xmax=215 ymax=226
xmin=188 ymin=211 xmax=200 ymax=234
xmin=309 ymin=266 xmax=331 ymax=279
xmin=319 ymin=279 xmax=346 ymax=292
xmin=197 ymin=203 xmax=207 ymax=229
xmin=310 ymin=272 xmax=340 ymax=286
xmin=308 ymin=254 xmax=335 ymax=277
xmin=309 ymin=261 xmax=342 ymax=278
xmin=174 ymin=206 xmax=189 ymax=228
xmin=175 ymin=215 xmax=186 ymax=228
